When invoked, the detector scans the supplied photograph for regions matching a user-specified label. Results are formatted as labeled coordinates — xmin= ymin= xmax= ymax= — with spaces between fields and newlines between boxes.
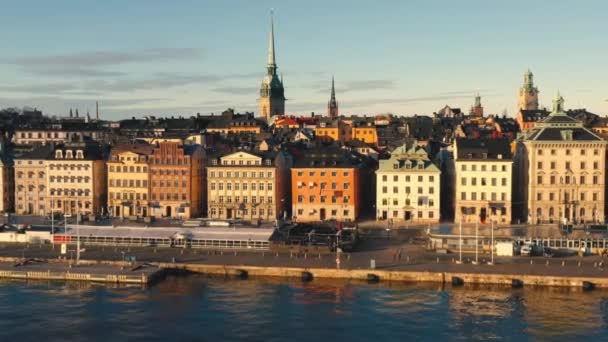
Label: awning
xmin=489 ymin=202 xmax=505 ymax=208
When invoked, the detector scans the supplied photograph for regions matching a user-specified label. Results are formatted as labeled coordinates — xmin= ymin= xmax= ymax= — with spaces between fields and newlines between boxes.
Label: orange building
xmin=291 ymin=148 xmax=361 ymax=222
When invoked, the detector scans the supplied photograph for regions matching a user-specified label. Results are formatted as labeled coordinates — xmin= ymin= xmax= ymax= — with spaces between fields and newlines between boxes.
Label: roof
xmin=65 ymin=225 xmax=274 ymax=242
xmin=525 ymin=127 xmax=603 ymax=141
xmin=456 ymin=138 xmax=512 ymax=161
xmin=15 ymin=144 xmax=54 ymax=160
xmin=520 ymin=109 xmax=549 ymax=122
xmin=293 ymin=146 xmax=361 ymax=168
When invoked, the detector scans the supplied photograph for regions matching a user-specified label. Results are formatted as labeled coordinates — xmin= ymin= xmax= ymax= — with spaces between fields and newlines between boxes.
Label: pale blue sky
xmin=0 ymin=0 xmax=607 ymax=119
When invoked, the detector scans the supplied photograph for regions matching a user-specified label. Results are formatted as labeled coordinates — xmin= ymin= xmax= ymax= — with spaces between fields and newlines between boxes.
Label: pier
xmin=0 ymin=258 xmax=165 ymax=285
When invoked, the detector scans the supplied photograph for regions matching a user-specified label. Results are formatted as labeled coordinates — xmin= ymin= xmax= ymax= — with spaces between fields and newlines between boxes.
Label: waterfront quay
xmin=2 ymin=222 xmax=608 ymax=289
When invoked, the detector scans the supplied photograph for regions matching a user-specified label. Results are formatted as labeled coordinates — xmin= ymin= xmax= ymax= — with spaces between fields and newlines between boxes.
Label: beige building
xmin=519 ymin=94 xmax=607 ymax=224
xmin=455 ymin=138 xmax=513 ymax=224
xmin=207 ymin=150 xmax=291 ymax=221
xmin=376 ymin=143 xmax=440 ymax=223
xmin=107 ymin=144 xmax=154 ymax=218
xmin=14 ymin=146 xmax=52 ymax=216
xmin=46 ymin=143 xmax=106 ymax=219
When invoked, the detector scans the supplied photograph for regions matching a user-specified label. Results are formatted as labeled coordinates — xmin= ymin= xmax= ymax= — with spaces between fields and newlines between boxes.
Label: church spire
xmin=328 ymin=76 xmax=338 ymax=119
xmin=267 ymin=11 xmax=276 ymax=72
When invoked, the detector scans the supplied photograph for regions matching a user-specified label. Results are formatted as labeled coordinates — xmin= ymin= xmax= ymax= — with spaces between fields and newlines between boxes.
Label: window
xmin=461 ymin=165 xmax=467 ymax=171
xmin=537 ymin=161 xmax=543 ymax=169
xmin=580 ymin=176 xmax=585 ymax=185
xmin=550 ymin=161 xmax=556 ymax=169
xmin=461 ymin=192 xmax=466 ymax=200
xmin=550 ymin=176 xmax=555 ymax=185
xmin=382 ymin=186 xmax=387 ymax=194
xmin=461 ymin=178 xmax=467 ymax=186
xmin=501 ymin=178 xmax=507 ymax=186
xmin=471 ymin=178 xmax=477 ymax=186
xmin=594 ymin=161 xmax=599 ymax=170
xmin=581 ymin=162 xmax=586 ymax=169
xmin=382 ymin=175 xmax=387 ymax=182
xmin=537 ymin=192 xmax=542 ymax=201
xmin=393 ymin=186 xmax=398 ymax=194
xmin=471 ymin=192 xmax=477 ymax=200
xmin=593 ymin=176 xmax=599 ymax=185
xmin=393 ymin=175 xmax=398 ymax=182
xmin=537 ymin=176 xmax=543 ymax=185
xmin=538 ymin=149 xmax=543 ymax=155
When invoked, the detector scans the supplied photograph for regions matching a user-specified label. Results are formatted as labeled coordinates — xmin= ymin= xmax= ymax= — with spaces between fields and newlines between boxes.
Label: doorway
xmin=227 ymin=208 xmax=233 ymax=219
xmin=320 ymin=208 xmax=326 ymax=220
xmin=166 ymin=206 xmax=172 ymax=217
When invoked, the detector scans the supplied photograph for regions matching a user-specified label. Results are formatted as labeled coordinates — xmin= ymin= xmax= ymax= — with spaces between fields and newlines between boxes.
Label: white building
xmin=376 ymin=142 xmax=440 ymax=223
xmin=518 ymin=93 xmax=607 ymax=224
xmin=455 ymin=138 xmax=513 ymax=224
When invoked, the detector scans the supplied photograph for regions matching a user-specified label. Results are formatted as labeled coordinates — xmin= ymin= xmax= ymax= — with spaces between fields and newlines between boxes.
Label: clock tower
xmin=518 ymin=69 xmax=539 ymax=110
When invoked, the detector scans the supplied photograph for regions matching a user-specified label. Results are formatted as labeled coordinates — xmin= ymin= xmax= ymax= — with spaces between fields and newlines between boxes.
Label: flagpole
xmin=458 ymin=221 xmax=462 ymax=264
xmin=490 ymin=220 xmax=494 ymax=265
xmin=474 ymin=220 xmax=479 ymax=264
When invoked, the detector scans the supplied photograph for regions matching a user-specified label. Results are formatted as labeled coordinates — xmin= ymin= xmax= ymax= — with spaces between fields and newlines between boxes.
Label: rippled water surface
xmin=0 ymin=276 xmax=607 ymax=341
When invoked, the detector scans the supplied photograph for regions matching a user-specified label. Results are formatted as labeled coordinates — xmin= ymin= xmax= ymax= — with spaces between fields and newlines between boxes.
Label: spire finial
xmin=331 ymin=75 xmax=336 ymax=98
xmin=267 ymin=9 xmax=276 ymax=67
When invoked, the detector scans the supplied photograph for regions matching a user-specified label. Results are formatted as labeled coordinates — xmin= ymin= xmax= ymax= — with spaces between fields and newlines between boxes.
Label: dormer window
xmin=418 ymin=163 xmax=424 ymax=169
xmin=482 ymin=153 xmax=488 ymax=159
xmin=55 ymin=150 xmax=63 ymax=159
xmin=65 ymin=150 xmax=73 ymax=159
xmin=76 ymin=150 xmax=84 ymax=159
xmin=393 ymin=163 xmax=399 ymax=169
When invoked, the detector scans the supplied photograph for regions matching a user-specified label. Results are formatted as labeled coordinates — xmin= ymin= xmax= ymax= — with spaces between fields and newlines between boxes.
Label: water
xmin=1 ymin=276 xmax=607 ymax=341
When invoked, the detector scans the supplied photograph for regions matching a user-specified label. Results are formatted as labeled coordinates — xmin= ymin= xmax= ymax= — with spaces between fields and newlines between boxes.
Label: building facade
xmin=454 ymin=138 xmax=513 ymax=224
xmin=520 ymin=94 xmax=607 ymax=224
xmin=207 ymin=150 xmax=291 ymax=221
xmin=46 ymin=143 xmax=106 ymax=218
xmin=14 ymin=146 xmax=51 ymax=216
xmin=107 ymin=144 xmax=154 ymax=218
xmin=292 ymin=148 xmax=360 ymax=222
xmin=149 ymin=141 xmax=204 ymax=219
xmin=376 ymin=143 xmax=440 ymax=223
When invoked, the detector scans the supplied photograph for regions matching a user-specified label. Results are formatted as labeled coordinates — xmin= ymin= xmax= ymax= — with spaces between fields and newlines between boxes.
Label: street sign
xmin=60 ymin=243 xmax=67 ymax=255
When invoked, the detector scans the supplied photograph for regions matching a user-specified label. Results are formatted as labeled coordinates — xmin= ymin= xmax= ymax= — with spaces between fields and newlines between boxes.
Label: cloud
xmin=3 ymin=48 xmax=203 ymax=78
xmin=211 ymin=86 xmax=257 ymax=95
xmin=7 ymin=48 xmax=203 ymax=68
xmin=343 ymin=79 xmax=396 ymax=92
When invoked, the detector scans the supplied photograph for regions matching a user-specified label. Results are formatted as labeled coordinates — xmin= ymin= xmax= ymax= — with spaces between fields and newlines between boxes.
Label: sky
xmin=0 ymin=0 xmax=607 ymax=119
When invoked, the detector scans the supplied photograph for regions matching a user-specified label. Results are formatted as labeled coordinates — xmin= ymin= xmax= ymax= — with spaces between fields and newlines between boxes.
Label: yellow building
xmin=207 ymin=150 xmax=291 ymax=221
xmin=107 ymin=144 xmax=154 ymax=218
xmin=351 ymin=122 xmax=378 ymax=145
xmin=46 ymin=143 xmax=106 ymax=219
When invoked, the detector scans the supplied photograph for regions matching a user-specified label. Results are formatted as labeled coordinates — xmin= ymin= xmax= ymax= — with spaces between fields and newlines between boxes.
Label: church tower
xmin=327 ymin=76 xmax=338 ymax=119
xmin=518 ymin=69 xmax=539 ymax=110
xmin=259 ymin=12 xmax=285 ymax=121
xmin=469 ymin=92 xmax=484 ymax=117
